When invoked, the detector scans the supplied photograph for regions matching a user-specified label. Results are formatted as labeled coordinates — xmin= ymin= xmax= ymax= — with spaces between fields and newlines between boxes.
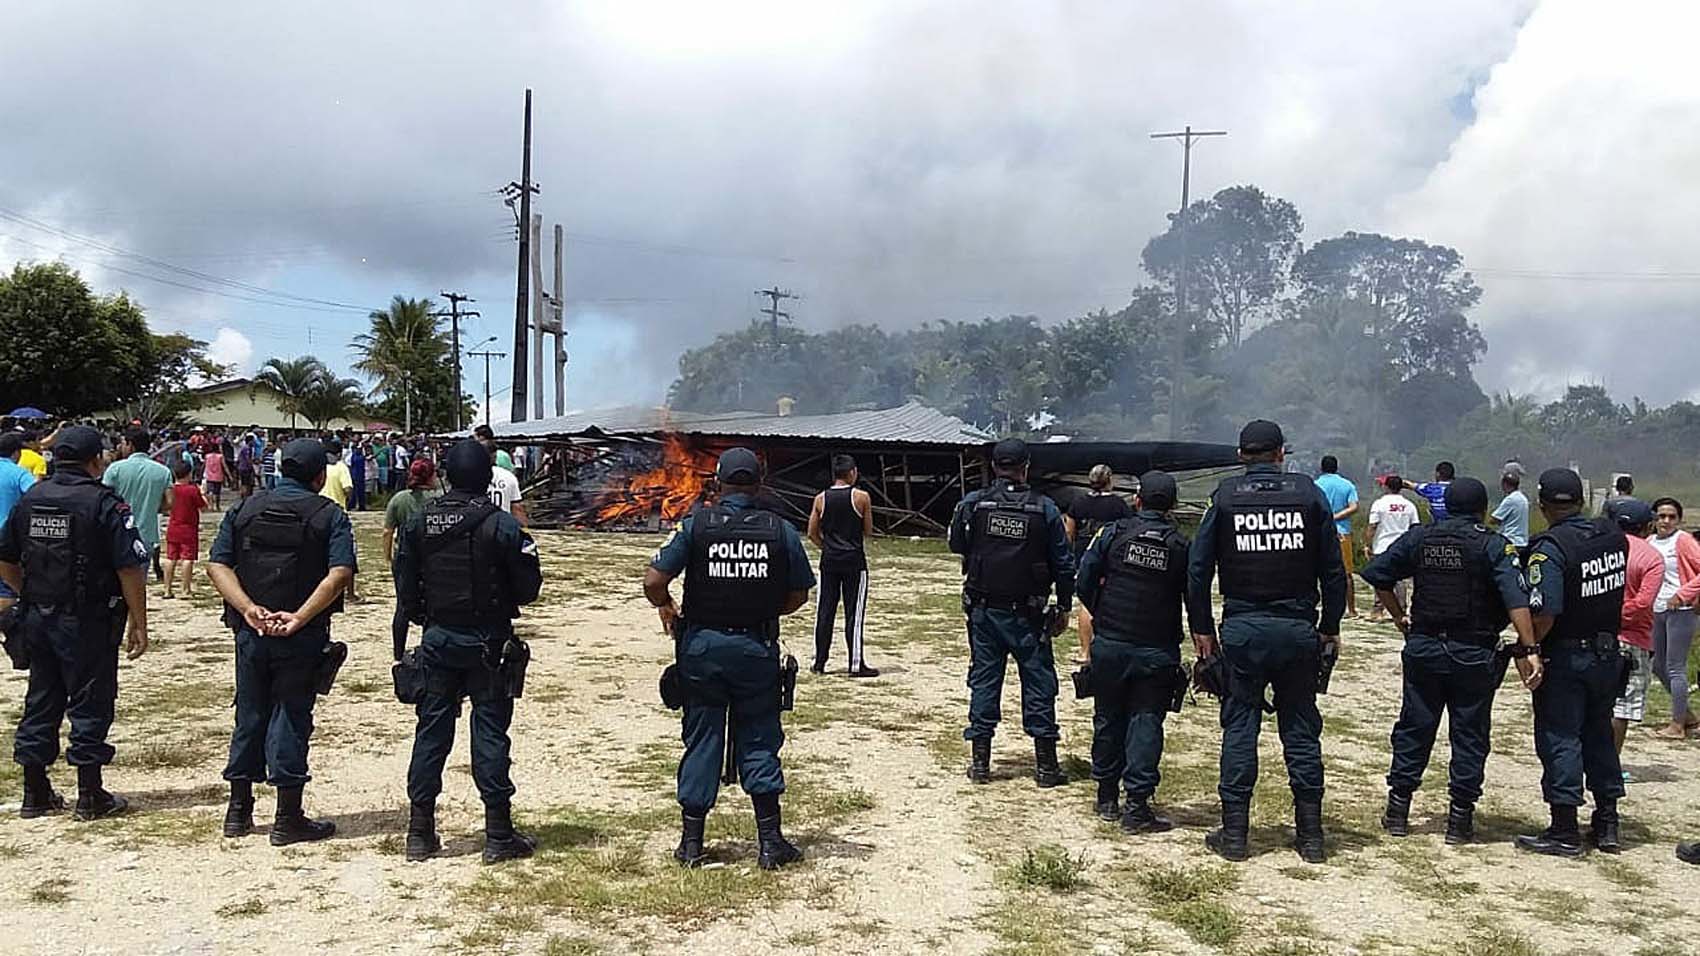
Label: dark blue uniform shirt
xmin=1359 ymin=520 xmax=1529 ymax=612
xmin=1526 ymin=513 xmax=1593 ymax=618
xmin=1076 ymin=510 xmax=1206 ymax=635
xmin=947 ymin=482 xmax=1076 ymax=613
xmin=650 ymin=494 xmax=816 ymax=592
xmin=0 ymin=469 xmax=149 ymax=577
xmin=209 ymin=477 xmax=358 ymax=571
xmin=392 ymin=490 xmax=543 ymax=621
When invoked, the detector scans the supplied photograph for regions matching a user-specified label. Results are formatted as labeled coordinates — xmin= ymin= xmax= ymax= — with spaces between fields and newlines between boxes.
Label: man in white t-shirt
xmin=486 ymin=462 xmax=527 ymax=526
xmin=1366 ymin=474 xmax=1420 ymax=622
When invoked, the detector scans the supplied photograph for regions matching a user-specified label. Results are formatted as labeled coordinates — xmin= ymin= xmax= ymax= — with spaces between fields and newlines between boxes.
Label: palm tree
xmin=299 ymin=374 xmax=366 ymax=431
xmin=253 ymin=355 xmax=330 ymax=429
xmin=352 ymin=296 xmax=446 ymax=401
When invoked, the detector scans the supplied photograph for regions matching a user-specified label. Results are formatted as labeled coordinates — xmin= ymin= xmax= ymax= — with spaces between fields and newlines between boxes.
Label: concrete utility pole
xmin=502 ymin=89 xmax=540 ymax=423
xmin=549 ymin=223 xmax=567 ymax=415
xmin=469 ymin=346 xmax=506 ymax=428
xmin=437 ymin=292 xmax=478 ymax=432
xmin=1150 ymin=124 xmax=1225 ymax=439
xmin=755 ymin=286 xmax=795 ymax=344
xmin=530 ymin=213 xmax=546 ymax=421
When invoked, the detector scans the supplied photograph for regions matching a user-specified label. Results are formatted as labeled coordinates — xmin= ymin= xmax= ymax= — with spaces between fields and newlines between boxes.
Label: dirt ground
xmin=1 ymin=512 xmax=1698 ymax=956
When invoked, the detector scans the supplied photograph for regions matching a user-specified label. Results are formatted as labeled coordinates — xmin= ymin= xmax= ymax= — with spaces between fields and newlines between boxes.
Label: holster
xmin=659 ymin=663 xmax=686 ymax=710
xmin=1192 ymin=652 xmax=1229 ymax=700
xmin=1316 ymin=636 xmax=1340 ymax=695
xmin=499 ymin=638 xmax=531 ymax=700
xmin=1071 ymin=664 xmax=1094 ymax=700
xmin=1615 ymin=647 xmax=1635 ymax=698
xmin=315 ymin=641 xmax=348 ymax=696
xmin=1168 ymin=663 xmax=1189 ymax=713
xmin=778 ymin=653 xmax=798 ymax=712
xmin=392 ymin=648 xmax=427 ymax=705
xmin=0 ymin=604 xmax=28 ymax=671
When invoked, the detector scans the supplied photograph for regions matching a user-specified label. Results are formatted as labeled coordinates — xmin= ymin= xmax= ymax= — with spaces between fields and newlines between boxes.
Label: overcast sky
xmin=2 ymin=0 xmax=1695 ymax=423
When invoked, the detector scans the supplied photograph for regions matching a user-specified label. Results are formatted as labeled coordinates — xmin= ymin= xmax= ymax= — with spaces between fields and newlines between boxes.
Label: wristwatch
xmin=1506 ymin=642 xmax=1539 ymax=659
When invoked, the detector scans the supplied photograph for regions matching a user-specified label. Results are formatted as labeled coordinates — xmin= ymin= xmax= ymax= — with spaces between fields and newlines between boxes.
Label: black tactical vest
xmin=682 ymin=505 xmax=790 ymax=629
xmin=1214 ymin=471 xmax=1318 ymax=603
xmin=17 ymin=475 xmax=114 ymax=606
xmin=230 ymin=491 xmax=341 ymax=628
xmin=1534 ymin=517 xmax=1628 ymax=643
xmin=1091 ymin=514 xmax=1186 ymax=647
xmin=1409 ymin=519 xmax=1508 ymax=643
xmin=965 ymin=486 xmax=1052 ymax=601
xmin=418 ymin=496 xmax=504 ymax=626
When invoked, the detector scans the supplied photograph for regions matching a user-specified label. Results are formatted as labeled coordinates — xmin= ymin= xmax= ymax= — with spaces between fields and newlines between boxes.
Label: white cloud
xmin=206 ymin=327 xmax=255 ymax=377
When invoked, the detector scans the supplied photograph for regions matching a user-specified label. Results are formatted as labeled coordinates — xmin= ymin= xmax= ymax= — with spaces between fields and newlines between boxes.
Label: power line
xmin=755 ymin=286 xmax=796 ymax=343
xmin=1150 ymin=124 xmax=1226 ymax=439
xmin=436 ymin=292 xmax=479 ymax=432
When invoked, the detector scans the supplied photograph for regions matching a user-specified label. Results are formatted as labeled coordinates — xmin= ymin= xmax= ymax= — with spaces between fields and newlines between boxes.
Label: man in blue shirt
xmin=103 ymin=427 xmax=173 ymax=584
xmin=645 ymin=448 xmax=815 ymax=870
xmin=1413 ymin=461 xmax=1455 ymax=523
xmin=1489 ymin=463 xmax=1531 ymax=553
xmin=0 ymin=433 xmax=36 ymax=600
xmin=1314 ymin=456 xmax=1361 ymax=618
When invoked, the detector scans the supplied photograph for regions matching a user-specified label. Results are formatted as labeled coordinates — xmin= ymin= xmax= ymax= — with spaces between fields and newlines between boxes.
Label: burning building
xmin=475 ymin=402 xmax=1240 ymax=534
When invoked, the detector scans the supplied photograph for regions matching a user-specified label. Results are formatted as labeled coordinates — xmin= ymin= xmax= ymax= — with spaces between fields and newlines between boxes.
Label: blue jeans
xmin=676 ymin=626 xmax=785 ymax=814
xmin=1533 ymin=642 xmax=1624 ymax=807
xmin=963 ymin=606 xmax=1059 ymax=741
xmin=223 ymin=626 xmax=326 ymax=788
xmin=1387 ymin=635 xmax=1502 ymax=804
xmin=12 ymin=606 xmax=122 ymax=768
xmin=1089 ymin=638 xmax=1178 ymax=801
xmin=1218 ymin=614 xmax=1324 ymax=805
xmin=406 ymin=625 xmax=515 ymax=807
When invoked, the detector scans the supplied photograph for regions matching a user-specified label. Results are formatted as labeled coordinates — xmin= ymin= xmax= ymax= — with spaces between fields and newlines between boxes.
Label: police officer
xmin=948 ymin=438 xmax=1075 ymax=788
xmin=1075 ymin=470 xmax=1198 ymax=832
xmin=1187 ymin=420 xmax=1346 ymax=863
xmin=644 ymin=448 xmax=815 ymax=870
xmin=206 ymin=438 xmax=355 ymax=846
xmin=1515 ymin=467 xmax=1629 ymax=857
xmin=1359 ymin=477 xmax=1542 ymax=845
xmin=393 ymin=439 xmax=542 ymax=864
xmin=0 ymin=426 xmax=149 ymax=820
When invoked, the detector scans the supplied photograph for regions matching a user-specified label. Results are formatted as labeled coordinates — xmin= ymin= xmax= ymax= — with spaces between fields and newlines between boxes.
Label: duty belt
xmin=966 ymin=594 xmax=1045 ymax=614
xmin=1544 ymin=633 xmax=1619 ymax=656
xmin=1419 ymin=628 xmax=1500 ymax=648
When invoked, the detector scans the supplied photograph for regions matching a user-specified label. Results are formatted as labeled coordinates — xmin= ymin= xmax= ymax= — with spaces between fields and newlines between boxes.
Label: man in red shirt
xmin=1606 ymin=499 xmax=1663 ymax=757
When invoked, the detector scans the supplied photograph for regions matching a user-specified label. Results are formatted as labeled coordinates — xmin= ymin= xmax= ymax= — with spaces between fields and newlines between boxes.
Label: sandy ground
xmin=1 ymin=512 xmax=1698 ymax=956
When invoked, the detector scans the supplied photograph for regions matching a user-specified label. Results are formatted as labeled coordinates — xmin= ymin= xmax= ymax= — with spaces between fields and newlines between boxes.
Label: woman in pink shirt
xmin=1611 ymin=502 xmax=1664 ymax=755
xmin=202 ymin=449 xmax=226 ymax=511
xmin=1649 ymin=497 xmax=1700 ymax=738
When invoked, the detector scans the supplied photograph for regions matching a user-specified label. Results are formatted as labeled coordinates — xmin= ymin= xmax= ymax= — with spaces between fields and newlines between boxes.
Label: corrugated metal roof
xmin=482 ymin=401 xmax=994 ymax=447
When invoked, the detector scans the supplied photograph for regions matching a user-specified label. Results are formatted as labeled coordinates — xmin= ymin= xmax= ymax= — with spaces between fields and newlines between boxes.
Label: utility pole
xmin=501 ymin=89 xmax=540 ymax=423
xmin=469 ymin=347 xmax=507 ymax=428
xmin=1150 ymin=124 xmax=1225 ymax=439
xmin=754 ymin=286 xmax=795 ymax=344
xmin=437 ymin=292 xmax=478 ymax=432
xmin=551 ymin=223 xmax=566 ymax=415
xmin=530 ymin=213 xmax=546 ymax=421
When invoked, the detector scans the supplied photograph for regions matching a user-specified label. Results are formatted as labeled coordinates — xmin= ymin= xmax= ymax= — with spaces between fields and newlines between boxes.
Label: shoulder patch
xmin=1528 ymin=562 xmax=1543 ymax=587
xmin=520 ymin=538 xmax=538 ymax=557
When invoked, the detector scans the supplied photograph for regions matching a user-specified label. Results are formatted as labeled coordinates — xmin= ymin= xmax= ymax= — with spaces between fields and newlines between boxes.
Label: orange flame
xmin=591 ymin=436 xmax=719 ymax=524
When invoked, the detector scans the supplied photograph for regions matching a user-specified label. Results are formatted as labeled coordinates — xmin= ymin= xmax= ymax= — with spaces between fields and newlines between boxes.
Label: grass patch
xmin=1157 ymin=901 xmax=1241 ymax=949
xmin=120 ymin=738 xmax=214 ymax=770
xmin=1136 ymin=862 xmax=1242 ymax=950
xmin=1250 ymin=943 xmax=1325 ymax=956
xmin=28 ymin=877 xmax=72 ymax=905
xmin=1461 ymin=927 xmax=1541 ymax=956
xmin=1384 ymin=841 xmax=1480 ymax=903
xmin=543 ymin=936 xmax=603 ymax=956
xmin=215 ymin=898 xmax=268 ymax=919
xmin=0 ymin=844 xmax=22 ymax=860
xmin=1278 ymin=865 xmax=1323 ymax=881
xmin=1005 ymin=845 xmax=1087 ymax=892
xmin=65 ymin=810 xmax=220 ymax=849
xmin=1596 ymin=856 xmax=1654 ymax=890
xmin=781 ymin=929 xmax=824 ymax=947
xmin=987 ymin=895 xmax=1081 ymax=956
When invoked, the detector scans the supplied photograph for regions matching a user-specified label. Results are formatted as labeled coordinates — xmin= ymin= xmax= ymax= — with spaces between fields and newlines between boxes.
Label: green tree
xmin=1048 ymin=289 xmax=1168 ymax=435
xmin=253 ymin=355 xmax=330 ymax=429
xmin=0 ymin=261 xmax=154 ymax=415
xmin=1142 ymin=185 xmax=1303 ymax=347
xmin=123 ymin=332 xmax=232 ymax=427
xmin=299 ymin=373 xmax=366 ymax=430
xmin=351 ymin=296 xmax=465 ymax=430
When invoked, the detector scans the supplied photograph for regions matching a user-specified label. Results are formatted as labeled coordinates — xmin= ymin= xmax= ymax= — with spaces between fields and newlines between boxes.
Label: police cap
xmin=444 ymin=438 xmax=493 ymax=492
xmin=1443 ymin=476 xmax=1489 ymax=518
xmin=991 ymin=438 xmax=1030 ymax=466
xmin=51 ymin=425 xmax=106 ymax=463
xmin=1606 ymin=497 xmax=1655 ymax=531
xmin=715 ymin=447 xmax=762 ymax=484
xmin=1238 ymin=419 xmax=1285 ymax=454
xmin=1537 ymin=467 xmax=1585 ymax=505
xmin=1137 ymin=470 xmax=1177 ymax=511
xmin=279 ymin=438 xmax=328 ymax=483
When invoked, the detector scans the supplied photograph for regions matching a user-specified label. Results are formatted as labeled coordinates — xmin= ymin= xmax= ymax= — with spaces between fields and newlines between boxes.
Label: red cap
xmin=408 ymin=458 xmax=436 ymax=488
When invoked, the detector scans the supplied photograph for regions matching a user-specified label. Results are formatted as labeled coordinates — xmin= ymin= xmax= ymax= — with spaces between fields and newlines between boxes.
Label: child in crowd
xmin=164 ymin=461 xmax=207 ymax=598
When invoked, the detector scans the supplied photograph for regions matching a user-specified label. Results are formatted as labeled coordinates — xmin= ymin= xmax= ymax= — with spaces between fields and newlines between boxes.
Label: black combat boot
xmin=1293 ymin=800 xmax=1326 ymax=863
xmin=1444 ymin=801 xmax=1475 ymax=845
xmin=71 ymin=765 xmax=128 ymax=821
xmin=269 ymin=786 xmax=335 ymax=845
xmin=1094 ymin=779 xmax=1120 ymax=821
xmin=1590 ymin=800 xmax=1621 ymax=854
xmin=1381 ymin=790 xmax=1411 ymax=838
xmin=1033 ymin=738 xmax=1066 ymax=789
xmin=405 ymin=800 xmax=441 ymax=862
xmin=481 ymin=803 xmax=537 ymax=864
xmin=1677 ymin=841 xmax=1700 ymax=865
xmin=222 ymin=780 xmax=254 ymax=837
xmin=1514 ymin=804 xmax=1583 ymax=858
xmin=19 ymin=765 xmax=64 ymax=819
xmin=674 ymin=810 xmax=707 ymax=868
xmin=1205 ymin=802 xmax=1249 ymax=862
xmin=1121 ymin=800 xmax=1174 ymax=835
xmin=752 ymin=793 xmax=802 ymax=870
xmin=968 ymin=737 xmax=992 ymax=784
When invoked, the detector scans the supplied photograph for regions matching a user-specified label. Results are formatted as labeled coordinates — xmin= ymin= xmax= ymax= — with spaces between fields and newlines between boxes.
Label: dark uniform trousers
xmin=677 ymin=626 xmax=785 ymax=814
xmin=224 ymin=625 xmax=327 ymax=788
xmin=1218 ymin=615 xmax=1324 ymax=805
xmin=1089 ymin=637 xmax=1176 ymax=801
xmin=406 ymin=624 xmax=516 ymax=808
xmin=13 ymin=606 xmax=122 ymax=768
xmin=1387 ymin=635 xmax=1501 ymax=804
xmin=964 ymin=605 xmax=1059 ymax=741
xmin=1533 ymin=642 xmax=1625 ymax=807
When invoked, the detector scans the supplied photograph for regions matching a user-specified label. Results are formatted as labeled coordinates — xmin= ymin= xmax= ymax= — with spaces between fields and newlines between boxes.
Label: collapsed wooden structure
xmin=477 ymin=403 xmax=1241 ymax=535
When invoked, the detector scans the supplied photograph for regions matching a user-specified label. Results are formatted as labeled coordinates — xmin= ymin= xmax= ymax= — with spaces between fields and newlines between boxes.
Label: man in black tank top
xmin=807 ymin=455 xmax=878 ymax=677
